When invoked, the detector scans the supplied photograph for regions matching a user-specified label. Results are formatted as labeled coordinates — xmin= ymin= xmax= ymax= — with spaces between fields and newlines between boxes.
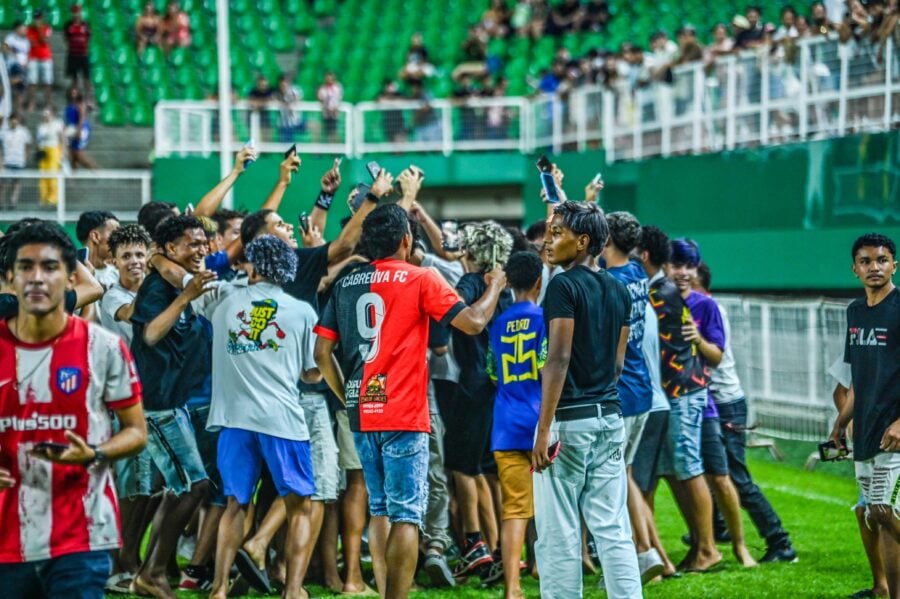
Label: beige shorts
xmin=335 ymin=409 xmax=362 ymax=471
xmin=623 ymin=412 xmax=649 ymax=466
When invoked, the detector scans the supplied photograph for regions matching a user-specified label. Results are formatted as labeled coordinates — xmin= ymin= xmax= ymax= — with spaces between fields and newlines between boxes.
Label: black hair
xmin=552 ymin=201 xmax=609 ymax=257
xmin=2 ymin=218 xmax=47 ymax=273
xmin=75 ymin=210 xmax=117 ymax=244
xmin=137 ymin=201 xmax=177 ymax=238
xmin=507 ymin=226 xmax=531 ymax=254
xmin=669 ymin=238 xmax=701 ymax=266
xmin=6 ymin=221 xmax=77 ymax=274
xmin=152 ymin=214 xmax=204 ymax=250
xmin=240 ymin=209 xmax=274 ymax=247
xmin=108 ymin=224 xmax=152 ymax=257
xmin=505 ymin=251 xmax=543 ymax=292
xmin=781 ymin=4 xmax=796 ymax=16
xmin=696 ymin=261 xmax=712 ymax=291
xmin=637 ymin=225 xmax=670 ymax=267
xmin=606 ymin=211 xmax=642 ymax=254
xmin=851 ymin=232 xmax=896 ymax=261
xmin=360 ymin=204 xmax=410 ymax=260
xmin=525 ymin=219 xmax=547 ymax=243
xmin=213 ymin=209 xmax=246 ymax=236
xmin=747 ymin=4 xmax=762 ymax=14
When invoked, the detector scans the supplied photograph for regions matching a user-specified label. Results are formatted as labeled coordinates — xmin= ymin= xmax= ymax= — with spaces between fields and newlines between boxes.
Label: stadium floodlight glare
xmin=216 ymin=0 xmax=234 ymax=208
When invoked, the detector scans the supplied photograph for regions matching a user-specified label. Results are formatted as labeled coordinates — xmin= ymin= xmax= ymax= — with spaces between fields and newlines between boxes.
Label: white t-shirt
xmin=1 ymin=126 xmax=32 ymax=167
xmin=828 ymin=355 xmax=851 ymax=389
xmin=641 ymin=301 xmax=670 ymax=413
xmin=197 ymin=281 xmax=318 ymax=441
xmin=4 ymin=32 xmax=30 ymax=66
xmin=98 ymin=281 xmax=136 ymax=345
xmin=709 ymin=302 xmax=745 ymax=405
xmin=37 ymin=118 xmax=64 ymax=149
xmin=94 ymin=263 xmax=120 ymax=291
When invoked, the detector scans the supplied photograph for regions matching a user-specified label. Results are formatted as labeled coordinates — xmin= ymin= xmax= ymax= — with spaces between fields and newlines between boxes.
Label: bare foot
xmin=130 ymin=573 xmax=176 ymax=599
xmin=504 ymin=588 xmax=526 ymax=599
xmin=242 ymin=538 xmax=267 ymax=570
xmin=325 ymin=575 xmax=344 ymax=593
xmin=733 ymin=544 xmax=758 ymax=567
xmin=682 ymin=549 xmax=723 ymax=572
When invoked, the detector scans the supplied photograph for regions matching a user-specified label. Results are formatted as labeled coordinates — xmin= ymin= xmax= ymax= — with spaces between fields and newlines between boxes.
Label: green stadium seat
xmin=100 ymin=102 xmax=127 ymax=126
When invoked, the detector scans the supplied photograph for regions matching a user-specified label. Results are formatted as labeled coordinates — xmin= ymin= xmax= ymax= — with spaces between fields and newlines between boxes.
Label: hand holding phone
xmin=299 ymin=212 xmax=310 ymax=235
xmin=76 ymin=247 xmax=90 ymax=264
xmin=818 ymin=438 xmax=850 ymax=462
xmin=366 ymin=160 xmax=382 ymax=181
xmin=536 ymin=155 xmax=562 ymax=204
xmin=531 ymin=440 xmax=562 ymax=472
xmin=350 ymin=183 xmax=371 ymax=212
xmin=34 ymin=441 xmax=69 ymax=455
xmin=441 ymin=220 xmax=460 ymax=252
xmin=284 ymin=144 xmax=297 ymax=159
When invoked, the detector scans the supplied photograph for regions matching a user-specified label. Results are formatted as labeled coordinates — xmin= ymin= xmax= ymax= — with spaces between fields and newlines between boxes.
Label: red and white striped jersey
xmin=0 ymin=316 xmax=142 ymax=563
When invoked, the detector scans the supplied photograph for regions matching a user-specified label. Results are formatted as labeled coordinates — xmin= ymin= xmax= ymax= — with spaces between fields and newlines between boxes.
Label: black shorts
xmin=701 ymin=417 xmax=729 ymax=476
xmin=631 ymin=409 xmax=668 ymax=494
xmin=441 ymin=383 xmax=494 ymax=476
xmin=66 ymin=54 xmax=90 ymax=79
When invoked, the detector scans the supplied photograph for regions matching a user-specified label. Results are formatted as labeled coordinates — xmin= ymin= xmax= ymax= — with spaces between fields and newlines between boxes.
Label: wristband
xmin=365 ymin=192 xmax=380 ymax=204
xmin=315 ymin=191 xmax=334 ymax=211
xmin=86 ymin=444 xmax=108 ymax=466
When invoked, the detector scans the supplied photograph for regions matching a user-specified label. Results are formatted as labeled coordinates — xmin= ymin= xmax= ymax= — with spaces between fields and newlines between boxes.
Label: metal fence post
xmin=551 ymin=98 xmax=562 ymax=154
xmin=56 ymin=174 xmax=65 ymax=224
xmin=692 ymin=63 xmax=704 ymax=153
xmin=838 ymin=41 xmax=849 ymax=135
xmin=726 ymin=58 xmax=737 ymax=150
xmin=602 ymin=90 xmax=615 ymax=163
xmin=141 ymin=174 xmax=151 ymax=205
xmin=799 ymin=42 xmax=809 ymax=139
xmin=760 ymin=50 xmax=770 ymax=146
xmin=441 ymin=104 xmax=452 ymax=156
xmin=884 ymin=37 xmax=894 ymax=130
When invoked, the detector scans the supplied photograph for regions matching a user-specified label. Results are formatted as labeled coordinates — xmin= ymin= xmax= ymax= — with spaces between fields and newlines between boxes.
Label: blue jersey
xmin=486 ymin=301 xmax=547 ymax=451
xmin=606 ymin=260 xmax=652 ymax=417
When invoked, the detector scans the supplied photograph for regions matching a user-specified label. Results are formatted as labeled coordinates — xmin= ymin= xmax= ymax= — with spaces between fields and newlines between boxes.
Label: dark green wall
xmin=151 ymin=131 xmax=900 ymax=290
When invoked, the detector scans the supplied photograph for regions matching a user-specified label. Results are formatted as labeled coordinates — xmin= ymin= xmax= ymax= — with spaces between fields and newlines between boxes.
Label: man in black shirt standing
xmin=532 ymin=201 xmax=641 ymax=598
xmin=129 ymin=215 xmax=216 ymax=598
xmin=833 ymin=233 xmax=900 ymax=599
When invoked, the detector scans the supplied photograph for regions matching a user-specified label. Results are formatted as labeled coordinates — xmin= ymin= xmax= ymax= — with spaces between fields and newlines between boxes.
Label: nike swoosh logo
xmin=0 ymin=379 xmax=13 ymax=388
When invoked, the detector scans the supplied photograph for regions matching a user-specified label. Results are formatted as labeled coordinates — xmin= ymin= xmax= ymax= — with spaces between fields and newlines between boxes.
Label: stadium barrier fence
xmin=155 ymin=35 xmax=898 ymax=161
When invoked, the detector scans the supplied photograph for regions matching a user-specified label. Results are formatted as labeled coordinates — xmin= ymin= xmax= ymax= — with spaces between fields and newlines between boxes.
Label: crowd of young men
xmin=0 ymin=152 xmax=896 ymax=599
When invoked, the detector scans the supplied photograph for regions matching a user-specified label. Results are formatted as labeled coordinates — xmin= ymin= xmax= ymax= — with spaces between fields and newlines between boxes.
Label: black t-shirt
xmin=0 ymin=290 xmax=78 ymax=318
xmin=844 ymin=288 xmax=900 ymax=462
xmin=543 ymin=265 xmax=631 ymax=408
xmin=648 ymin=275 xmax=710 ymax=399
xmin=130 ymin=271 xmax=211 ymax=411
xmin=283 ymin=243 xmax=331 ymax=393
xmin=451 ymin=272 xmax=512 ymax=397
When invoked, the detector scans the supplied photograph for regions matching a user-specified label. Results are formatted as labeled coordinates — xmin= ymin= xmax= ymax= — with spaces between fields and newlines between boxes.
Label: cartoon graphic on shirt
xmin=227 ymin=298 xmax=286 ymax=355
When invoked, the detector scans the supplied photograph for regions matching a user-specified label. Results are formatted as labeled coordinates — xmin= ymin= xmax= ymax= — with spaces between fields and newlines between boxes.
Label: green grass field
xmin=115 ymin=441 xmax=870 ymax=599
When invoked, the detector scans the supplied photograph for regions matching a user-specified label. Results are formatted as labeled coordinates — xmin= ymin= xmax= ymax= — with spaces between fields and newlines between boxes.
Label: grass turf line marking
xmin=758 ymin=482 xmax=850 ymax=507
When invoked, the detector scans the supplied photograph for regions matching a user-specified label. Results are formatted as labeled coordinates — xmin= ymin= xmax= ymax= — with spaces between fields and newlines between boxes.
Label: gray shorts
xmin=335 ymin=409 xmax=362 ymax=471
xmin=300 ymin=393 xmax=340 ymax=502
xmin=622 ymin=412 xmax=649 ymax=466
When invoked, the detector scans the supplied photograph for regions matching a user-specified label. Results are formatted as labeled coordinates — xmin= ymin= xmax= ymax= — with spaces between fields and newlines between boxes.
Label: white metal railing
xmin=717 ymin=294 xmax=850 ymax=442
xmin=154 ymin=35 xmax=898 ymax=161
xmin=0 ymin=170 xmax=151 ymax=224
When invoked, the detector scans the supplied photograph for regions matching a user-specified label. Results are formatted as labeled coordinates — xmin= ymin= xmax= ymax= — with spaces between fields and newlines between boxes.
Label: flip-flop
xmin=105 ymin=572 xmax=134 ymax=595
xmin=234 ymin=548 xmax=272 ymax=594
xmin=684 ymin=560 xmax=726 ymax=574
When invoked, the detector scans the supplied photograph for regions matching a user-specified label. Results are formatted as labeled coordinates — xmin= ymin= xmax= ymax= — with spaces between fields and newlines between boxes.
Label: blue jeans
xmin=532 ymin=407 xmax=641 ymax=599
xmin=715 ymin=398 xmax=790 ymax=548
xmin=353 ymin=431 xmax=429 ymax=526
xmin=1 ymin=550 xmax=111 ymax=599
xmin=143 ymin=407 xmax=208 ymax=495
xmin=660 ymin=388 xmax=707 ymax=481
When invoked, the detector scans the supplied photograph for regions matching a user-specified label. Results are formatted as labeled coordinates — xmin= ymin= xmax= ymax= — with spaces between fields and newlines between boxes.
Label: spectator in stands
xmin=480 ymin=0 xmax=511 ymax=38
xmin=582 ymin=0 xmax=611 ymax=32
xmin=135 ymin=1 xmax=161 ymax=57
xmin=774 ymin=5 xmax=799 ymax=42
xmin=454 ymin=25 xmax=490 ymax=80
xmin=453 ymin=73 xmax=484 ymax=140
xmin=399 ymin=34 xmax=435 ymax=87
xmin=410 ymin=80 xmax=441 ymax=142
xmin=75 ymin=210 xmax=121 ymax=291
xmin=161 ymin=0 xmax=191 ymax=54
xmin=36 ymin=106 xmax=65 ymax=206
xmin=3 ymin=21 xmax=29 ymax=114
xmin=248 ymin=74 xmax=275 ymax=136
xmin=545 ymin=0 xmax=584 ymax=36
xmin=64 ymin=5 xmax=92 ymax=103
xmin=275 ymin=74 xmax=305 ymax=142
xmin=0 ymin=113 xmax=31 ymax=209
xmin=377 ymin=79 xmax=407 ymax=143
xmin=316 ymin=71 xmax=343 ymax=143
xmin=64 ymin=86 xmax=97 ymax=171
xmin=810 ymin=2 xmax=835 ymax=36
xmin=510 ymin=0 xmax=532 ymax=38
xmin=26 ymin=10 xmax=53 ymax=111
xmin=485 ymin=77 xmax=510 ymax=139
xmin=735 ymin=6 xmax=766 ymax=48
xmin=708 ymin=23 xmax=735 ymax=58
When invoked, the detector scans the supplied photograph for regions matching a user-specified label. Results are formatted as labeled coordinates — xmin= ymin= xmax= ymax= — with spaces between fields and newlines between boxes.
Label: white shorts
xmin=623 ymin=411 xmax=649 ymax=466
xmin=855 ymin=452 xmax=900 ymax=511
xmin=27 ymin=59 xmax=53 ymax=85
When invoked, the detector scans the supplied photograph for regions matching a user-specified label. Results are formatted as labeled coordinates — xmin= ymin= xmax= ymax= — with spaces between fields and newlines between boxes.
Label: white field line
xmin=757 ymin=482 xmax=853 ymax=507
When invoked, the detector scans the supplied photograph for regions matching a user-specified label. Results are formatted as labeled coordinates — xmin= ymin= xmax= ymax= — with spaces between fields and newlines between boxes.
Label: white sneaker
xmin=637 ymin=548 xmax=665 ymax=585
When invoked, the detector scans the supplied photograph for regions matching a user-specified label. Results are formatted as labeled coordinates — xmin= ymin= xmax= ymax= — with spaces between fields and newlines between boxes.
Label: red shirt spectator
xmin=26 ymin=18 xmax=52 ymax=61
xmin=64 ymin=12 xmax=90 ymax=58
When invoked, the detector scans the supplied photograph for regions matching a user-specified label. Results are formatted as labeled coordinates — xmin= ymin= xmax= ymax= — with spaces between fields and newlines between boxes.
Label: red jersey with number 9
xmin=315 ymin=259 xmax=464 ymax=433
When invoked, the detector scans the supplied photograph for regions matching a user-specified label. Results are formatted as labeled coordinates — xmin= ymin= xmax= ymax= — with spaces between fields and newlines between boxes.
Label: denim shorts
xmin=217 ymin=428 xmax=315 ymax=505
xmin=143 ymin=407 xmax=208 ymax=495
xmin=658 ymin=388 xmax=707 ymax=481
xmin=112 ymin=416 xmax=159 ymax=498
xmin=700 ymin=417 xmax=729 ymax=476
xmin=1 ymin=550 xmax=110 ymax=599
xmin=300 ymin=393 xmax=340 ymax=502
xmin=353 ymin=430 xmax=429 ymax=526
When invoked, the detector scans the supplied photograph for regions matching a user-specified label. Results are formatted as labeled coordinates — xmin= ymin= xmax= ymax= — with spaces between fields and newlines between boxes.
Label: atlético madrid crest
xmin=56 ymin=367 xmax=83 ymax=395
